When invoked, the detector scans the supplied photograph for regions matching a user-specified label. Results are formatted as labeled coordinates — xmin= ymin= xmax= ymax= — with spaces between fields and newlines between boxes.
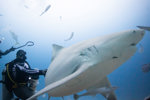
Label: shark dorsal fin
xmin=51 ymin=44 xmax=64 ymax=61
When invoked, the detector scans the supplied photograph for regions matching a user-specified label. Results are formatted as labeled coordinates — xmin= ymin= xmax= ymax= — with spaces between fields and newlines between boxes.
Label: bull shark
xmin=27 ymin=28 xmax=145 ymax=100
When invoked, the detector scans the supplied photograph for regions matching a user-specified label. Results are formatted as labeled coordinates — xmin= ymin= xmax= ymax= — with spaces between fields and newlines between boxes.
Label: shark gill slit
xmin=112 ymin=56 xmax=118 ymax=59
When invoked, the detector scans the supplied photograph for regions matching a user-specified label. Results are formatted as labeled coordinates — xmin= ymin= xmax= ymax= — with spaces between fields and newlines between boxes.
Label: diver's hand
xmin=39 ymin=69 xmax=47 ymax=76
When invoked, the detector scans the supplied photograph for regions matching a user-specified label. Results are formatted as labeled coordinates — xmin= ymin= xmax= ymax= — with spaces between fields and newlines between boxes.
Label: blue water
xmin=0 ymin=0 xmax=150 ymax=100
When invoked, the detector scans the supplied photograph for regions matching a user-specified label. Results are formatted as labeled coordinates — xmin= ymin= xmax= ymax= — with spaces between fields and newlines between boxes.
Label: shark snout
xmin=127 ymin=29 xmax=145 ymax=47
xmin=136 ymin=29 xmax=145 ymax=37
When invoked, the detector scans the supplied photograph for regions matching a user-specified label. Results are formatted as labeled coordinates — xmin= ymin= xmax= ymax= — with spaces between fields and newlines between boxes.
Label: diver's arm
xmin=16 ymin=65 xmax=46 ymax=76
xmin=3 ymin=47 xmax=15 ymax=55
xmin=0 ymin=50 xmax=3 ymax=58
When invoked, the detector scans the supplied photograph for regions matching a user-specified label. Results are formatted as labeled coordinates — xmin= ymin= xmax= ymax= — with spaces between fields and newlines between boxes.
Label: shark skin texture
xmin=27 ymin=29 xmax=145 ymax=100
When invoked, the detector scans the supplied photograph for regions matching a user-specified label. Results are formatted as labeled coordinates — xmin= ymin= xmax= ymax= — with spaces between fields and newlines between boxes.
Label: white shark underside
xmin=27 ymin=29 xmax=145 ymax=100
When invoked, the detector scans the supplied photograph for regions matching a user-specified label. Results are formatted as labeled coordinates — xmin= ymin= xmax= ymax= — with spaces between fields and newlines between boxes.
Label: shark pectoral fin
xmin=27 ymin=64 xmax=89 ymax=100
xmin=51 ymin=44 xmax=64 ymax=61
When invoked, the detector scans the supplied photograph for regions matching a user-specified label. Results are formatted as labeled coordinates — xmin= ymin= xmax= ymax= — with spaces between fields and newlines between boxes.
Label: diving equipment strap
xmin=6 ymin=64 xmax=26 ymax=88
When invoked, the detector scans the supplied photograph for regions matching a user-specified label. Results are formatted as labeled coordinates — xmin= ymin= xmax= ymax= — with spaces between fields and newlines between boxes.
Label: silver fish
xmin=40 ymin=5 xmax=51 ymax=16
xmin=64 ymin=32 xmax=74 ymax=41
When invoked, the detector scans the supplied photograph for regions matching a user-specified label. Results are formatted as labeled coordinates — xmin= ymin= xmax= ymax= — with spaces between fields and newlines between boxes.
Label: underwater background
xmin=0 ymin=0 xmax=150 ymax=100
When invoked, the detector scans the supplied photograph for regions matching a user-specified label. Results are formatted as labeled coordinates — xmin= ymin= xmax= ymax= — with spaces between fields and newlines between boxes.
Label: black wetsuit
xmin=5 ymin=58 xmax=41 ymax=100
xmin=5 ymin=58 xmax=40 ymax=91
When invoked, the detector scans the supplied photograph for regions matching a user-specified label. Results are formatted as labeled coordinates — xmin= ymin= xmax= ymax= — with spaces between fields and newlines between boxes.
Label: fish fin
xmin=137 ymin=26 xmax=150 ymax=31
xmin=27 ymin=63 xmax=90 ymax=100
xmin=87 ymin=77 xmax=117 ymax=100
xmin=51 ymin=44 xmax=64 ymax=61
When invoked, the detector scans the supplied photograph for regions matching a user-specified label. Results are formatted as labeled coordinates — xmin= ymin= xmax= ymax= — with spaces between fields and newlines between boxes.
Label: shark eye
xmin=80 ymin=53 xmax=86 ymax=56
xmin=112 ymin=56 xmax=118 ymax=59
xmin=130 ymin=43 xmax=136 ymax=46
xmin=133 ymin=30 xmax=136 ymax=33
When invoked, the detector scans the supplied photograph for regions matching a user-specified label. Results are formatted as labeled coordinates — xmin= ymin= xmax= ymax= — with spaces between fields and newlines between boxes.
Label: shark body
xmin=28 ymin=29 xmax=145 ymax=100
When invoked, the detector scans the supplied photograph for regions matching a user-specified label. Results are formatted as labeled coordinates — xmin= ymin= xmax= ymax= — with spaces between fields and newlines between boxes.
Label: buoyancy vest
xmin=5 ymin=59 xmax=30 ymax=91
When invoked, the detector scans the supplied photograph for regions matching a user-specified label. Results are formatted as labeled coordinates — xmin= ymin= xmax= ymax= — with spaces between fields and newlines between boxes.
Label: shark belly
xmin=47 ymin=46 xmax=136 ymax=97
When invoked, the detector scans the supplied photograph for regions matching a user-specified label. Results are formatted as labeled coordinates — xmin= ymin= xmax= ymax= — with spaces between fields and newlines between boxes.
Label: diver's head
xmin=16 ymin=50 xmax=26 ymax=60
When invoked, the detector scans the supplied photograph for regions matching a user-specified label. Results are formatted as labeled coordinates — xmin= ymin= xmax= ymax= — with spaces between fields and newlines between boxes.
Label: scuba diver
xmin=2 ymin=50 xmax=47 ymax=100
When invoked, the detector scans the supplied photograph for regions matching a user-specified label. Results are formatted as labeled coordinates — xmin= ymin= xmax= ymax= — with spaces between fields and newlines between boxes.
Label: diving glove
xmin=39 ymin=69 xmax=47 ymax=76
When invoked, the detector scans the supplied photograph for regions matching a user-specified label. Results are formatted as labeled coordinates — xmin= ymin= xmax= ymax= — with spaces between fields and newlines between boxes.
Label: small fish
xmin=40 ymin=5 xmax=51 ymax=16
xmin=137 ymin=26 xmax=150 ymax=31
xmin=139 ymin=44 xmax=144 ymax=53
xmin=74 ymin=86 xmax=118 ymax=99
xmin=64 ymin=32 xmax=74 ymax=41
xmin=9 ymin=30 xmax=19 ymax=45
xmin=142 ymin=64 xmax=150 ymax=73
